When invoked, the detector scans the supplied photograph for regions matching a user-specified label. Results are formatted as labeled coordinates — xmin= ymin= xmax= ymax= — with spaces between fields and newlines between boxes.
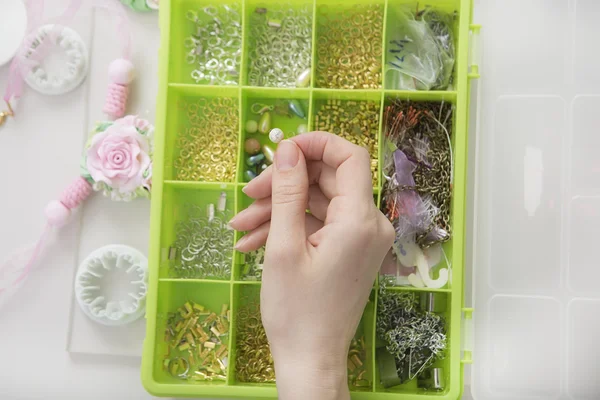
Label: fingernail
xmin=275 ymin=140 xmax=298 ymax=171
xmin=229 ymin=215 xmax=237 ymax=225
xmin=241 ymin=185 xmax=249 ymax=194
xmin=234 ymin=235 xmax=248 ymax=250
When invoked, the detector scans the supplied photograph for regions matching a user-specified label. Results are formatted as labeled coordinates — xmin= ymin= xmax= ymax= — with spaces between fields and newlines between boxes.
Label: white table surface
xmin=0 ymin=3 xmax=162 ymax=399
xmin=0 ymin=2 xmax=478 ymax=399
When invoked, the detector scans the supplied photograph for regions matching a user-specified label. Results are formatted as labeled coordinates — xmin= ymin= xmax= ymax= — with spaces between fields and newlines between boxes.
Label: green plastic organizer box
xmin=142 ymin=0 xmax=480 ymax=398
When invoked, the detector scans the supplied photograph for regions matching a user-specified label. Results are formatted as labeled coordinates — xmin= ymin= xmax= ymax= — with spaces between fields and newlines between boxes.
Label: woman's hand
xmin=229 ymin=132 xmax=394 ymax=400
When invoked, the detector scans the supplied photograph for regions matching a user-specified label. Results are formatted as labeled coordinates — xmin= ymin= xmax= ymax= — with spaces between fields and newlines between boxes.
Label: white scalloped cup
xmin=23 ymin=25 xmax=89 ymax=95
xmin=75 ymin=245 xmax=148 ymax=326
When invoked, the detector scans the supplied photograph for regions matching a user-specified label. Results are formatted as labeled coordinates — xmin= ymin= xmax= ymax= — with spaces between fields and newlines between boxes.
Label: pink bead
xmin=45 ymin=200 xmax=71 ymax=228
xmin=60 ymin=177 xmax=93 ymax=209
xmin=108 ymin=59 xmax=136 ymax=85
xmin=103 ymin=83 xmax=129 ymax=118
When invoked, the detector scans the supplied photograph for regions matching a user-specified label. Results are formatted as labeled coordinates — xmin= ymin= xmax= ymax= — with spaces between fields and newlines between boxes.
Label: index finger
xmin=290 ymin=131 xmax=373 ymax=200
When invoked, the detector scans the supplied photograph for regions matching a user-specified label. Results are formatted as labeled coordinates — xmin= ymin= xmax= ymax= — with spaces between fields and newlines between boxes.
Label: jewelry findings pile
xmin=348 ymin=335 xmax=371 ymax=390
xmin=376 ymin=287 xmax=446 ymax=387
xmin=185 ymin=4 xmax=242 ymax=85
xmin=169 ymin=192 xmax=234 ymax=279
xmin=385 ymin=7 xmax=455 ymax=91
xmin=164 ymin=301 xmax=230 ymax=381
xmin=174 ymin=97 xmax=238 ymax=182
xmin=382 ymin=100 xmax=453 ymax=248
xmin=243 ymin=139 xmax=274 ymax=182
xmin=247 ymin=6 xmax=312 ymax=87
xmin=314 ymin=99 xmax=380 ymax=185
xmin=316 ymin=4 xmax=383 ymax=89
xmin=240 ymin=247 xmax=265 ymax=281
xmin=380 ymin=100 xmax=453 ymax=288
xmin=235 ymin=293 xmax=275 ymax=383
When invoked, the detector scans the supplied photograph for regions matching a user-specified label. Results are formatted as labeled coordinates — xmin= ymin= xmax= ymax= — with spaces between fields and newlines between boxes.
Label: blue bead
xmin=244 ymin=170 xmax=257 ymax=182
xmin=246 ymin=154 xmax=265 ymax=166
xmin=288 ymin=100 xmax=305 ymax=119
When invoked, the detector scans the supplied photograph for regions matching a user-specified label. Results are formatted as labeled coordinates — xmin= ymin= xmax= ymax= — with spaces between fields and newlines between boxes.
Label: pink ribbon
xmin=97 ymin=0 xmax=132 ymax=60
xmin=0 ymin=0 xmax=133 ymax=308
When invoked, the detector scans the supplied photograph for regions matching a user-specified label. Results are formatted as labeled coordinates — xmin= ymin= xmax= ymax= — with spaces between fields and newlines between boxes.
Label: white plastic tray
xmin=469 ymin=0 xmax=600 ymax=399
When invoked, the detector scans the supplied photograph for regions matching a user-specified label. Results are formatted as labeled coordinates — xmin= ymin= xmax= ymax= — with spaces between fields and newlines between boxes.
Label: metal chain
xmin=185 ymin=4 xmax=242 ymax=85
xmin=174 ymin=97 xmax=238 ymax=182
xmin=247 ymin=5 xmax=312 ymax=87
xmin=383 ymin=100 xmax=453 ymax=248
xmin=170 ymin=200 xmax=234 ymax=279
xmin=235 ymin=292 xmax=276 ymax=383
xmin=315 ymin=3 xmax=384 ymax=89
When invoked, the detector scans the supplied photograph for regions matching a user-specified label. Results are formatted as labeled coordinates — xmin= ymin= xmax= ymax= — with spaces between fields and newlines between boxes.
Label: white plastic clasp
xmin=468 ymin=24 xmax=482 ymax=79
xmin=461 ymin=307 xmax=474 ymax=364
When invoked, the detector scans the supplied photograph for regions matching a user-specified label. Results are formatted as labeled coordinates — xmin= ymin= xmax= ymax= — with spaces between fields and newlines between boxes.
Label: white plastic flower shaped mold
xmin=75 ymin=245 xmax=148 ymax=326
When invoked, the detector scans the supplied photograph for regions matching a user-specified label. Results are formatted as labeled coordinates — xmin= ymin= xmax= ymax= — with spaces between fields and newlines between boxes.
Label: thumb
xmin=267 ymin=140 xmax=308 ymax=253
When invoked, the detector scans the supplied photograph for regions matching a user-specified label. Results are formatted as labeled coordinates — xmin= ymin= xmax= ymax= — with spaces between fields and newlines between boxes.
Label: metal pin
xmin=168 ymin=247 xmax=178 ymax=260
xmin=417 ymin=368 xmax=445 ymax=391
xmin=267 ymin=19 xmax=282 ymax=29
xmin=218 ymin=192 xmax=227 ymax=212
xmin=207 ymin=203 xmax=215 ymax=222
xmin=419 ymin=292 xmax=446 ymax=313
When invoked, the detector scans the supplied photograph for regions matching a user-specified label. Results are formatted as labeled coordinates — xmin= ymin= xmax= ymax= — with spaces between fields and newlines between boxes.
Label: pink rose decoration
xmin=86 ymin=122 xmax=152 ymax=194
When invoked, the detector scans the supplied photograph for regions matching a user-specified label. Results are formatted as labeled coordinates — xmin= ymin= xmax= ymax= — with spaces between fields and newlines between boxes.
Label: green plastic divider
xmin=232 ymin=187 xmax=253 ymax=281
xmin=142 ymin=0 xmax=472 ymax=398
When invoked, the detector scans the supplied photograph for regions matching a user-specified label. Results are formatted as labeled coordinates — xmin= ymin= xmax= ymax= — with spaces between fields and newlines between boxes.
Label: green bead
xmin=244 ymin=170 xmax=257 ymax=182
xmin=258 ymin=112 xmax=271 ymax=134
xmin=262 ymin=144 xmax=275 ymax=164
xmin=246 ymin=154 xmax=265 ymax=166
xmin=288 ymin=100 xmax=305 ymax=119
xmin=246 ymin=120 xmax=258 ymax=133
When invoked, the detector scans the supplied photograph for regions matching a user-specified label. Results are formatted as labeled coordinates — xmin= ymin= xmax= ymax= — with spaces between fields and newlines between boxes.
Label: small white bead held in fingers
xmin=269 ymin=127 xmax=284 ymax=144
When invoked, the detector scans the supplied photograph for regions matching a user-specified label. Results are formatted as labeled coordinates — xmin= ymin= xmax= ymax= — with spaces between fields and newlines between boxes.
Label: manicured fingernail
xmin=234 ymin=235 xmax=248 ymax=250
xmin=232 ymin=207 xmax=250 ymax=223
xmin=275 ymin=140 xmax=298 ymax=171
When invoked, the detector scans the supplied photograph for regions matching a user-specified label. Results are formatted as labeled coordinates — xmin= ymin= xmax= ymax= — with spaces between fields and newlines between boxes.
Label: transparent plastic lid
xmin=470 ymin=0 xmax=600 ymax=399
